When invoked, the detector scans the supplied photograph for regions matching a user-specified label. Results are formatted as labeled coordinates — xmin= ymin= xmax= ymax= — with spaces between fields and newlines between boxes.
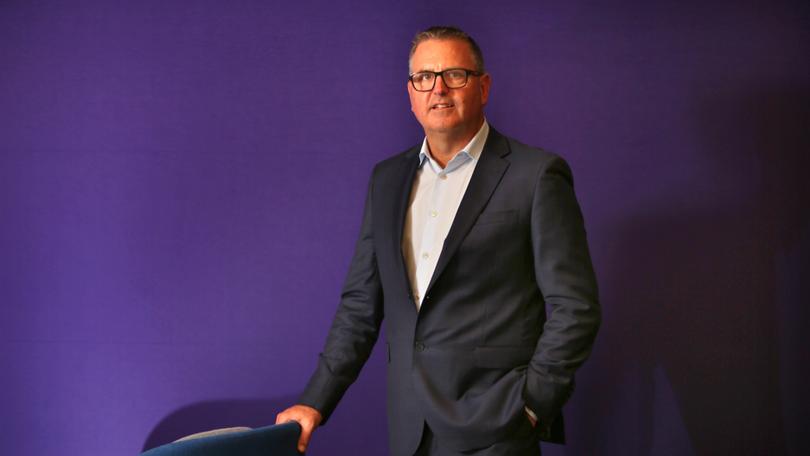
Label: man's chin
xmin=423 ymin=119 xmax=462 ymax=134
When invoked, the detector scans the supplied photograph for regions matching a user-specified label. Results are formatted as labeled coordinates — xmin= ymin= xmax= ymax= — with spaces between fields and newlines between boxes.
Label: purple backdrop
xmin=2 ymin=1 xmax=808 ymax=455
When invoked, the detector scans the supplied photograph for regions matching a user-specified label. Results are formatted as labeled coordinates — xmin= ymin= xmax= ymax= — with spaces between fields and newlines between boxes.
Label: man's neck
xmin=425 ymin=120 xmax=484 ymax=168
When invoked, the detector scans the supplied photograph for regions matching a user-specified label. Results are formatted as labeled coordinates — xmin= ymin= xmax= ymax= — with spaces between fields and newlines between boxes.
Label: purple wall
xmin=2 ymin=1 xmax=808 ymax=455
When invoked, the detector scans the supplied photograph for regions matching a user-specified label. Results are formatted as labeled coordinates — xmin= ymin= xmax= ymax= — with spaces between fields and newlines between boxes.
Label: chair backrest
xmin=140 ymin=422 xmax=301 ymax=456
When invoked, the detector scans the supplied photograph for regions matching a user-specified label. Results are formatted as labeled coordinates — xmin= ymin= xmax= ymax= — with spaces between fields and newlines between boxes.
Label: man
xmin=276 ymin=26 xmax=600 ymax=455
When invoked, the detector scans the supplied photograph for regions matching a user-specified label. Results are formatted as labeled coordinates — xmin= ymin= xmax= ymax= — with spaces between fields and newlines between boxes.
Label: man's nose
xmin=432 ymin=74 xmax=449 ymax=94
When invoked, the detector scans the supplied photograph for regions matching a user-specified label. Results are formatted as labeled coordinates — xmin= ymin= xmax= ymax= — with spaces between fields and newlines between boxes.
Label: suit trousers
xmin=413 ymin=421 xmax=542 ymax=456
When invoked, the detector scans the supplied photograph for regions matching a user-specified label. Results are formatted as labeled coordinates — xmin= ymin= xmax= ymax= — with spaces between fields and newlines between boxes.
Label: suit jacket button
xmin=414 ymin=341 xmax=425 ymax=352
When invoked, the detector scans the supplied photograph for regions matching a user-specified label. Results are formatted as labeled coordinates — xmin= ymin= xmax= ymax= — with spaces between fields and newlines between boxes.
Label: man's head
xmin=408 ymin=26 xmax=485 ymax=74
xmin=407 ymin=26 xmax=491 ymax=141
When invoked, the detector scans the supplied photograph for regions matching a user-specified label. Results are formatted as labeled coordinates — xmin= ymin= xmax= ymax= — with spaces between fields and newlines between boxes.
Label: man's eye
xmin=416 ymin=73 xmax=434 ymax=82
xmin=445 ymin=70 xmax=465 ymax=81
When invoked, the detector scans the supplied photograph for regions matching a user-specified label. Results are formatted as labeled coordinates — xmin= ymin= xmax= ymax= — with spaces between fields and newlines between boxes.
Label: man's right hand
xmin=275 ymin=404 xmax=323 ymax=453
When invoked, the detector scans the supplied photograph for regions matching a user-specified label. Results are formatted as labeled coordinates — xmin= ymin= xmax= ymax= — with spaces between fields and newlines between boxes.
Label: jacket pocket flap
xmin=474 ymin=346 xmax=535 ymax=368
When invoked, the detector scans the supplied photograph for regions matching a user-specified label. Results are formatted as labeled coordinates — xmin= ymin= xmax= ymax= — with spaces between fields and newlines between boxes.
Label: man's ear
xmin=480 ymin=73 xmax=492 ymax=105
xmin=407 ymin=81 xmax=416 ymax=113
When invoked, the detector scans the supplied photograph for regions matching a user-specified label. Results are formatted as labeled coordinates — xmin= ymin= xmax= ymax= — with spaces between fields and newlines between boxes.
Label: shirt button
xmin=440 ymin=174 xmax=447 ymax=180
xmin=430 ymin=210 xmax=438 ymax=217
xmin=421 ymin=252 xmax=429 ymax=259
xmin=414 ymin=341 xmax=426 ymax=352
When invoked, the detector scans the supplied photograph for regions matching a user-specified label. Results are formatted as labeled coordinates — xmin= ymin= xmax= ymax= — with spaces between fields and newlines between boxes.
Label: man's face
xmin=408 ymin=39 xmax=491 ymax=137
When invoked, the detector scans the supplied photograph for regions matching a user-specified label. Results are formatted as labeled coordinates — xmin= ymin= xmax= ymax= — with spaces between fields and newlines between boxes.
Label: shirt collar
xmin=418 ymin=120 xmax=490 ymax=172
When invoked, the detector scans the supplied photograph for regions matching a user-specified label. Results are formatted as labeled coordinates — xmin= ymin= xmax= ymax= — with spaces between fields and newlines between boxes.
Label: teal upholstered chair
xmin=140 ymin=422 xmax=302 ymax=456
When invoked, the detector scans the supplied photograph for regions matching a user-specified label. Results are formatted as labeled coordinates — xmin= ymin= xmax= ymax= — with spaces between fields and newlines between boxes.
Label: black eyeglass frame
xmin=408 ymin=68 xmax=483 ymax=92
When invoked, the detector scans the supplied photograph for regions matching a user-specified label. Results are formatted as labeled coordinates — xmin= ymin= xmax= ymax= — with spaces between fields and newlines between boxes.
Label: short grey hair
xmin=408 ymin=26 xmax=486 ymax=73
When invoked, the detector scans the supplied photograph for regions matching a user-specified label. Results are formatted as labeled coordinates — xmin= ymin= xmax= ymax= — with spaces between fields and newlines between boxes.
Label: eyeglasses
xmin=408 ymin=68 xmax=482 ymax=92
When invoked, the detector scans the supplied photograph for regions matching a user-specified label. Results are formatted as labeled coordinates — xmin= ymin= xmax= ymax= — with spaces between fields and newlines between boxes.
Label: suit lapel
xmin=424 ymin=128 xmax=511 ymax=297
xmin=388 ymin=146 xmax=421 ymax=295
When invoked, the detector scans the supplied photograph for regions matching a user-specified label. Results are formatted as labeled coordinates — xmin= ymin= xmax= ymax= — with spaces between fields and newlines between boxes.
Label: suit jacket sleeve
xmin=523 ymin=156 xmax=601 ymax=424
xmin=298 ymin=172 xmax=384 ymax=423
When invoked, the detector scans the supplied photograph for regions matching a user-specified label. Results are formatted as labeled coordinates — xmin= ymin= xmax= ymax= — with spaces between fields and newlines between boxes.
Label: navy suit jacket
xmin=300 ymin=127 xmax=600 ymax=455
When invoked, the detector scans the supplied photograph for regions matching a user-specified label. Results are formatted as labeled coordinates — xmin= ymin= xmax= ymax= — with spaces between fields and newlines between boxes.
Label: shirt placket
xmin=414 ymin=166 xmax=446 ymax=307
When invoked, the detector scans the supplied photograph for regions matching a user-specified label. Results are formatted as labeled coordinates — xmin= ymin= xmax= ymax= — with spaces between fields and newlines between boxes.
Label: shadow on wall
xmin=141 ymin=396 xmax=299 ymax=452
xmin=571 ymin=87 xmax=808 ymax=455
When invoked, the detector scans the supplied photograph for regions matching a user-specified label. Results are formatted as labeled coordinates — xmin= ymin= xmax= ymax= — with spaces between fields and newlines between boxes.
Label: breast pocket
xmin=472 ymin=210 xmax=518 ymax=227
xmin=461 ymin=210 xmax=522 ymax=254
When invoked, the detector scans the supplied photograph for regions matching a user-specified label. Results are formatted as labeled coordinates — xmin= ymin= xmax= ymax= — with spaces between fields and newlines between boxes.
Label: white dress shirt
xmin=402 ymin=120 xmax=490 ymax=310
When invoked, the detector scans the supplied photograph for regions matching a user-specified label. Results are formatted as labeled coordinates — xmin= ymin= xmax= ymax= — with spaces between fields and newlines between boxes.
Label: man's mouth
xmin=431 ymin=103 xmax=454 ymax=110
